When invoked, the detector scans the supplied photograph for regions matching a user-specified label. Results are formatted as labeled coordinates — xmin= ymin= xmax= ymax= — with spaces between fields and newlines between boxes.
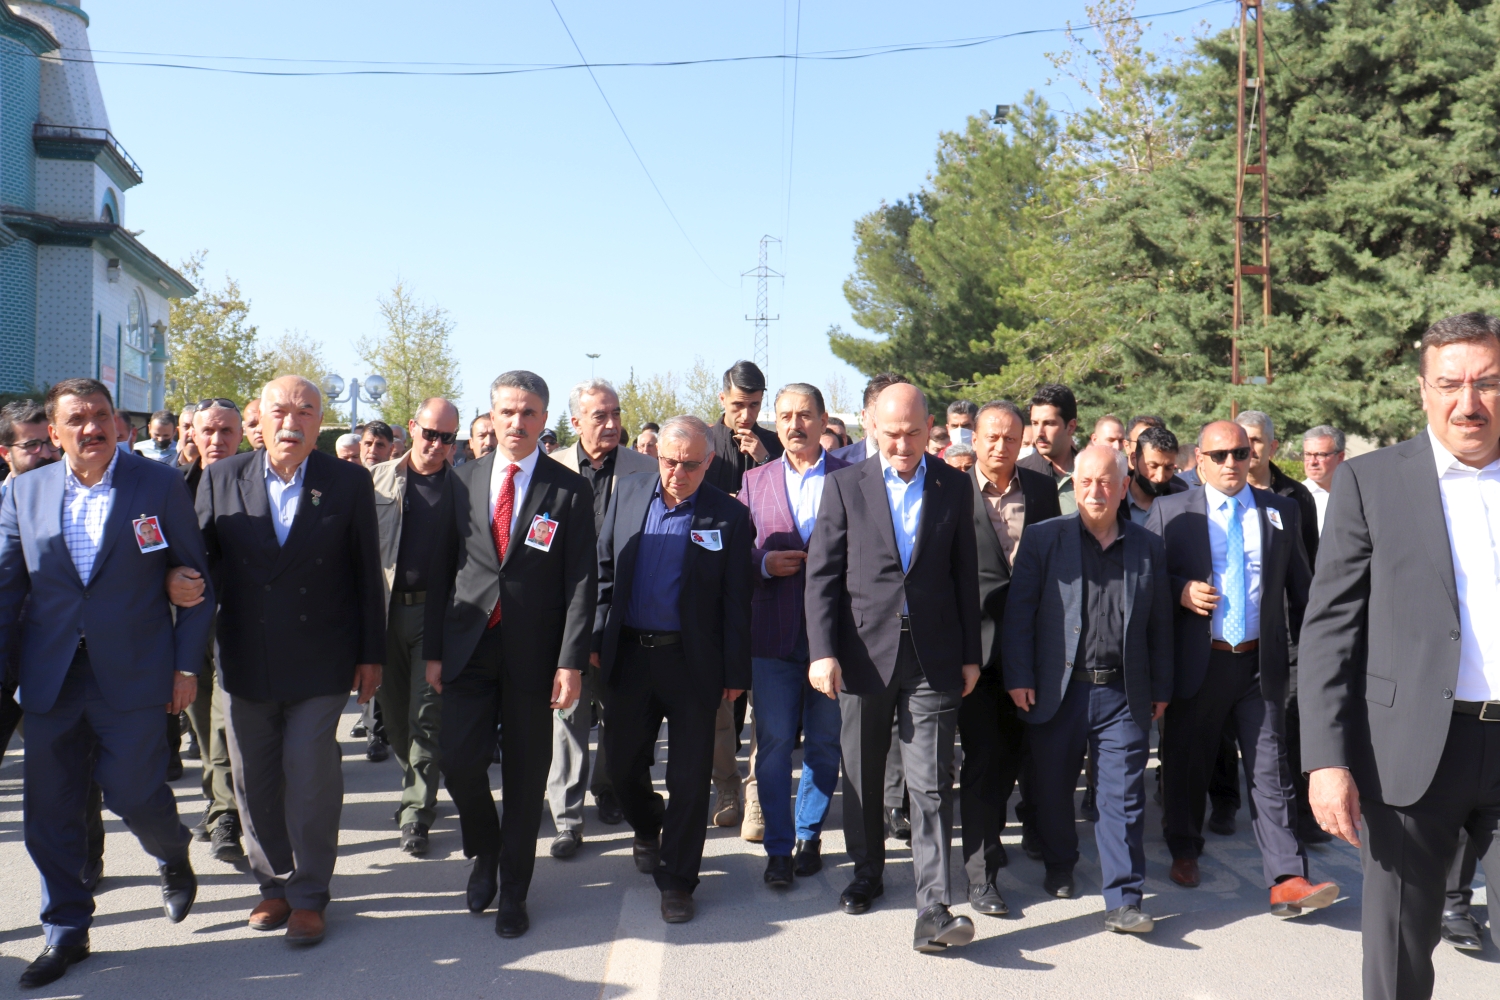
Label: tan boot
xmin=712 ymin=778 xmax=742 ymax=828
xmin=740 ymin=777 xmax=764 ymax=841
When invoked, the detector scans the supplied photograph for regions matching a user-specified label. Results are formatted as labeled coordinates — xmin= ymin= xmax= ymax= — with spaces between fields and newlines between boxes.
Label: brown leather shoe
xmin=285 ymin=908 xmax=326 ymax=946
xmin=248 ymin=898 xmax=292 ymax=931
xmin=1169 ymin=857 xmax=1200 ymax=888
xmin=1269 ymin=877 xmax=1339 ymax=917
xmin=660 ymin=889 xmax=695 ymax=924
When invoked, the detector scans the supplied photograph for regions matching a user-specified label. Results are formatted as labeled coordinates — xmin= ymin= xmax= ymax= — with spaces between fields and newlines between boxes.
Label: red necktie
xmin=486 ymin=463 xmax=519 ymax=629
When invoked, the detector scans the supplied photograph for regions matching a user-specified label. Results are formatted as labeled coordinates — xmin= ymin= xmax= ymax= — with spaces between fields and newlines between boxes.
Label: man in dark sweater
xmin=703 ymin=360 xmax=783 ymax=497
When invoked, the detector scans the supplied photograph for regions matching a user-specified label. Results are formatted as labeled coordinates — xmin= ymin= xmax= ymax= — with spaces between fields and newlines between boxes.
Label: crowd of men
xmin=0 ymin=312 xmax=1496 ymax=1000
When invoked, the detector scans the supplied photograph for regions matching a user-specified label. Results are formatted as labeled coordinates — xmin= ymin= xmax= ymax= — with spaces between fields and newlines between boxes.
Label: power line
xmin=545 ymin=0 xmax=726 ymax=286
xmin=61 ymin=2 xmax=1230 ymax=78
xmin=783 ymin=0 xmax=803 ymax=249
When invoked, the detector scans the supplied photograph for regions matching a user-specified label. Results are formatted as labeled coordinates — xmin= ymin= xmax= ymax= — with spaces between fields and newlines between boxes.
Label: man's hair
xmin=1029 ymin=383 xmax=1077 ymax=424
xmin=569 ymin=378 xmax=619 ymax=418
xmin=946 ymin=399 xmax=978 ymax=421
xmin=361 ymin=420 xmax=394 ymax=443
xmin=1419 ymin=312 xmax=1500 ymax=375
xmin=642 ymin=421 xmax=660 ymax=432
xmin=826 ymin=415 xmax=846 ymax=430
xmin=721 ymin=360 xmax=767 ymax=395
xmin=1094 ymin=413 xmax=1125 ymax=434
xmin=491 ymin=370 xmax=550 ymax=409
xmin=45 ymin=378 xmax=113 ymax=421
xmin=150 ymin=409 xmax=176 ymax=427
xmin=944 ymin=443 xmax=976 ymax=459
xmin=660 ymin=414 xmax=711 ymax=446
xmin=415 ymin=397 xmax=459 ymax=425
xmin=862 ymin=372 xmax=909 ymax=409
xmin=0 ymin=399 xmax=46 ymax=446
xmin=774 ymin=382 xmax=826 ymax=414
xmin=1126 ymin=414 xmax=1166 ymax=437
xmin=1303 ymin=424 xmax=1346 ymax=453
xmin=976 ymin=399 xmax=1026 ymax=426
xmin=1197 ymin=420 xmax=1247 ymax=448
xmin=930 ymin=424 xmax=950 ymax=442
xmin=336 ymin=432 xmax=361 ymax=449
xmin=1235 ymin=409 xmax=1276 ymax=443
xmin=470 ymin=413 xmax=492 ymax=433
xmin=180 ymin=403 xmax=198 ymax=420
xmin=1134 ymin=425 xmax=1180 ymax=461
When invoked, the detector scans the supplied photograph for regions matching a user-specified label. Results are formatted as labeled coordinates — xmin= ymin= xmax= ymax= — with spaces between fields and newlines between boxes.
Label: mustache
xmin=275 ymin=429 xmax=305 ymax=443
xmin=79 ymin=434 xmax=108 ymax=447
xmin=785 ymin=430 xmax=807 ymax=441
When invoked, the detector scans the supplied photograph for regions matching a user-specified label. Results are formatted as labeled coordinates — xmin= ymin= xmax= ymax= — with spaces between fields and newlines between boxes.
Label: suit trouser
xmin=379 ymin=600 xmax=443 ymax=828
xmin=184 ymin=666 xmax=238 ymax=828
xmin=1161 ymin=648 xmax=1306 ymax=887
xmin=883 ymin=726 xmax=908 ymax=812
xmin=24 ymin=648 xmax=190 ymax=946
xmin=752 ymin=656 xmax=842 ymax=856
xmin=547 ymin=660 xmax=612 ymax=832
xmin=0 ymin=677 xmax=22 ymax=753
xmin=840 ymin=634 xmax=961 ymax=910
xmin=439 ymin=626 xmax=552 ymax=899
xmin=606 ymin=640 xmax=718 ymax=892
xmin=1360 ymin=713 xmax=1500 ymax=1000
xmin=223 ymin=689 xmax=346 ymax=911
xmin=1444 ymin=827 xmax=1480 ymax=916
xmin=1029 ymin=677 xmax=1149 ymax=910
xmin=957 ymin=667 xmax=1025 ymax=885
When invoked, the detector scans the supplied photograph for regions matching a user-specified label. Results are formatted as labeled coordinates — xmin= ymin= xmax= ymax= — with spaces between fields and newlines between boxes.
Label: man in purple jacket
xmin=738 ymin=383 xmax=850 ymax=887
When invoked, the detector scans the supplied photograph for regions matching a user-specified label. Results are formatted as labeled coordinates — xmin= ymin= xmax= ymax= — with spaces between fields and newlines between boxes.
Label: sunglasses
xmin=417 ymin=425 xmax=458 ymax=446
xmin=1201 ymin=446 xmax=1251 ymax=465
xmin=196 ymin=398 xmax=240 ymax=411
xmin=660 ymin=457 xmax=703 ymax=473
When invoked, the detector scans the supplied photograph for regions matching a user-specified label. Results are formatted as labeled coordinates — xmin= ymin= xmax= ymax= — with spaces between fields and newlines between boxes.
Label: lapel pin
xmin=311 ymin=488 xmax=322 ymax=507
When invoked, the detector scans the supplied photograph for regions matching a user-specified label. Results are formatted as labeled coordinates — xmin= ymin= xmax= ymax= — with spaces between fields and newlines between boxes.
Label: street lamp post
xmin=321 ymin=374 xmax=388 ymax=432
xmin=586 ymin=353 xmax=600 ymax=378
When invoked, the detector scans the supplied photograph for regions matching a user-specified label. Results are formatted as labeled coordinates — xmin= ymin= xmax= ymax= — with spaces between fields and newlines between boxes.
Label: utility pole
xmin=1231 ymin=0 xmax=1273 ymax=419
xmin=743 ymin=235 xmax=781 ymax=377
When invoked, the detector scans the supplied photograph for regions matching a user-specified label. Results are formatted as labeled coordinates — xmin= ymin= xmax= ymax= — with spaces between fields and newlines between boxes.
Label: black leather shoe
xmin=913 ymin=904 xmax=975 ymax=953
xmin=764 ymin=855 xmax=794 ymax=888
xmin=18 ymin=942 xmax=89 ymax=989
xmin=466 ymin=854 xmax=499 ymax=913
xmin=1043 ymin=867 xmax=1075 ymax=899
xmin=160 ymin=859 xmax=197 ymax=923
xmin=1021 ymin=826 xmax=1044 ymax=861
xmin=839 ymin=877 xmax=884 ymax=914
xmin=80 ymin=856 xmax=104 ymax=893
xmin=350 ymin=720 xmax=368 ymax=738
xmin=211 ymin=814 xmax=246 ymax=862
xmin=191 ymin=808 xmax=212 ymax=843
xmin=549 ymin=829 xmax=581 ymax=859
xmin=495 ymin=895 xmax=529 ymax=938
xmin=632 ymin=835 xmax=661 ymax=875
xmin=1441 ymin=910 xmax=1484 ymax=951
xmin=887 ymin=807 xmax=912 ymax=842
xmin=595 ymin=790 xmax=624 ymax=826
xmin=968 ymin=881 xmax=1009 ymax=916
xmin=1104 ymin=904 xmax=1155 ymax=933
xmin=660 ymin=889 xmax=695 ymax=923
xmin=1207 ymin=804 xmax=1237 ymax=837
xmin=1079 ymin=788 xmax=1099 ymax=823
xmin=793 ymin=838 xmax=822 ymax=877
xmin=365 ymin=734 xmax=389 ymax=762
xmin=401 ymin=823 xmax=430 ymax=857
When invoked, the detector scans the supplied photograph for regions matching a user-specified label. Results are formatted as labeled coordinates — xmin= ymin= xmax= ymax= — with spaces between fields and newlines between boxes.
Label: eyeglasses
xmin=1201 ymin=446 xmax=1251 ymax=465
xmin=659 ymin=457 xmax=703 ymax=473
xmin=1422 ymin=377 xmax=1500 ymax=398
xmin=11 ymin=438 xmax=55 ymax=454
xmin=417 ymin=425 xmax=457 ymax=445
xmin=196 ymin=398 xmax=240 ymax=411
xmin=1302 ymin=450 xmax=1341 ymax=461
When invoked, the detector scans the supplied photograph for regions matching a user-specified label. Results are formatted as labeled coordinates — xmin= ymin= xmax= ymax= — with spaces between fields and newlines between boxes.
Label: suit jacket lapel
xmin=970 ymin=468 xmax=1008 ymax=571
xmin=677 ymin=497 xmax=716 ymax=619
xmin=468 ymin=453 xmax=499 ymax=572
xmin=859 ymin=460 xmax=902 ymax=568
xmin=270 ymin=451 xmax=328 ymax=577
xmin=502 ymin=456 xmax=550 ymax=570
xmin=1256 ymin=496 xmax=1281 ymax=582
xmin=90 ymin=456 xmax=140 ymax=581
xmin=1061 ymin=518 xmax=1083 ymax=671
xmin=615 ymin=477 xmax=657 ymax=613
xmin=237 ymin=450 xmax=281 ymax=556
xmin=1403 ymin=435 xmax=1461 ymax=615
xmin=42 ymin=465 xmax=82 ymax=588
xmin=1122 ymin=523 xmax=1139 ymax=632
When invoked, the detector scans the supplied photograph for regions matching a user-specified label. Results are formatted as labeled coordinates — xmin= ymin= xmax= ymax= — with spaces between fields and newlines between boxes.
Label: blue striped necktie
xmin=1222 ymin=496 xmax=1247 ymax=646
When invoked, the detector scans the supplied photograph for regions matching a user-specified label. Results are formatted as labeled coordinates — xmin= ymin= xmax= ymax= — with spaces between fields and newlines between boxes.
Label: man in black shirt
xmin=703 ymin=360 xmax=782 ymax=496
xmin=372 ymin=397 xmax=460 ymax=856
xmin=1003 ymin=446 xmax=1173 ymax=933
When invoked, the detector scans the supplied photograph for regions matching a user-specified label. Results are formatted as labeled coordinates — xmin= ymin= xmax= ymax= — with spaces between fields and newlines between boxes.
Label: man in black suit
xmin=1145 ymin=420 xmax=1338 ymax=917
xmin=702 ymin=360 xmax=782 ymax=496
xmin=960 ymin=399 xmax=1060 ymax=916
xmin=595 ymin=414 xmax=752 ymax=924
xmin=196 ymin=376 xmax=385 ymax=947
xmin=423 ymin=371 xmax=595 ymax=939
xmin=1003 ymin=446 xmax=1173 ymax=933
xmin=1302 ymin=313 xmax=1500 ymax=999
xmin=806 ymin=383 xmax=983 ymax=954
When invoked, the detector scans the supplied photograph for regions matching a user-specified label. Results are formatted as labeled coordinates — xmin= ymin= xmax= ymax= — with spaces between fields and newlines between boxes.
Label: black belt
xmin=1454 ymin=700 xmax=1500 ymax=722
xmin=1072 ymin=667 xmax=1120 ymax=685
xmin=620 ymin=627 xmax=681 ymax=648
xmin=391 ymin=590 xmax=425 ymax=606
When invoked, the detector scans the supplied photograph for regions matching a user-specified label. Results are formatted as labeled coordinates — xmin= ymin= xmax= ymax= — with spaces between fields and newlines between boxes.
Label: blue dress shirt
xmin=624 ymin=486 xmax=696 ymax=631
xmin=265 ymin=456 xmax=308 ymax=547
xmin=880 ymin=452 xmax=926 ymax=573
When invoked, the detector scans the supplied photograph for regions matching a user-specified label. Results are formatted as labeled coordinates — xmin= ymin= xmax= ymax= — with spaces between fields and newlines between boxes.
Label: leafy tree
xmin=165 ymin=253 xmax=274 ymax=411
xmin=266 ymin=329 xmax=344 ymax=421
xmin=551 ymin=412 xmax=577 ymax=448
xmin=618 ymin=368 xmax=680 ymax=436
xmin=357 ymin=281 xmax=462 ymax=430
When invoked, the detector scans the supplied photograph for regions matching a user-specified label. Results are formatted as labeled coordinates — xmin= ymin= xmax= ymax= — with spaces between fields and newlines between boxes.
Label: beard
xmin=1134 ymin=470 xmax=1176 ymax=497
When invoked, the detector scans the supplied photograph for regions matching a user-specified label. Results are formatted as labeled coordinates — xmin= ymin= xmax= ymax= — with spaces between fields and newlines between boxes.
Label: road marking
xmin=598 ymin=887 xmax=664 ymax=1000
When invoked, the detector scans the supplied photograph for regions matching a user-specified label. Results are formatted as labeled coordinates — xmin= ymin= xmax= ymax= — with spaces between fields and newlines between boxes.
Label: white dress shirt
xmin=1204 ymin=482 xmax=1263 ymax=643
xmin=63 ymin=450 xmax=119 ymax=585
xmin=1306 ymin=478 xmax=1331 ymax=535
xmin=760 ymin=451 xmax=828 ymax=578
xmin=488 ymin=446 xmax=541 ymax=537
xmin=1429 ymin=427 xmax=1500 ymax=701
xmin=264 ymin=456 xmax=308 ymax=546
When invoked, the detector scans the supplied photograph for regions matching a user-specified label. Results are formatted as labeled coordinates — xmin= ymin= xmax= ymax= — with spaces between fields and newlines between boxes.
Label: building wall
xmin=14 ymin=2 xmax=109 ymax=131
xmin=0 ymin=31 xmax=38 ymax=393
xmin=0 ymin=238 xmax=36 ymax=393
xmin=33 ymin=240 xmax=88 ymax=388
xmin=35 ymin=157 xmax=93 ymax=220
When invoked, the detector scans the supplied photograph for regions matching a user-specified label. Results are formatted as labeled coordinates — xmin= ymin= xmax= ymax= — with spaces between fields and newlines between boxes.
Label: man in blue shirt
xmin=594 ymin=415 xmax=752 ymax=925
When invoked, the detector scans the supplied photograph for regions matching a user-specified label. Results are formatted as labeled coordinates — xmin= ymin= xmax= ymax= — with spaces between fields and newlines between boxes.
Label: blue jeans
xmin=752 ymin=656 xmax=843 ymax=857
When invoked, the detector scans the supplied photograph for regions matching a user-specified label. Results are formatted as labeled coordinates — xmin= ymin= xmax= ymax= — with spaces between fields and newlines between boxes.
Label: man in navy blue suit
xmin=0 ymin=378 xmax=215 ymax=989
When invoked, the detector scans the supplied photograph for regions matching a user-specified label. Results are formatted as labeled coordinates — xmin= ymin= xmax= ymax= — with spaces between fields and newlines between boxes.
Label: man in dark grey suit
xmin=1003 ymin=446 xmax=1173 ymax=933
xmin=1146 ymin=420 xmax=1338 ymax=917
xmin=806 ymin=383 xmax=982 ymax=954
xmin=1302 ymin=312 xmax=1500 ymax=1000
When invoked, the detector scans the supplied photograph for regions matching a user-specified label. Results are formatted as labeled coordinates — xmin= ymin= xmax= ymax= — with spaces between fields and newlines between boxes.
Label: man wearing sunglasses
xmin=1145 ymin=420 xmax=1337 ymax=918
xmin=369 ymin=398 xmax=460 ymax=858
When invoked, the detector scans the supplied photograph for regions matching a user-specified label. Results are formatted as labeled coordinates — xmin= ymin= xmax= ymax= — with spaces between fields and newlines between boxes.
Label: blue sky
xmin=86 ymin=0 xmax=1236 ymax=423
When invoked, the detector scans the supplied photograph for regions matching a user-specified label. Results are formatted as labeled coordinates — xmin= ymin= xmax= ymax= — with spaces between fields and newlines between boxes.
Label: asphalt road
xmin=0 ymin=698 xmax=1492 ymax=999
